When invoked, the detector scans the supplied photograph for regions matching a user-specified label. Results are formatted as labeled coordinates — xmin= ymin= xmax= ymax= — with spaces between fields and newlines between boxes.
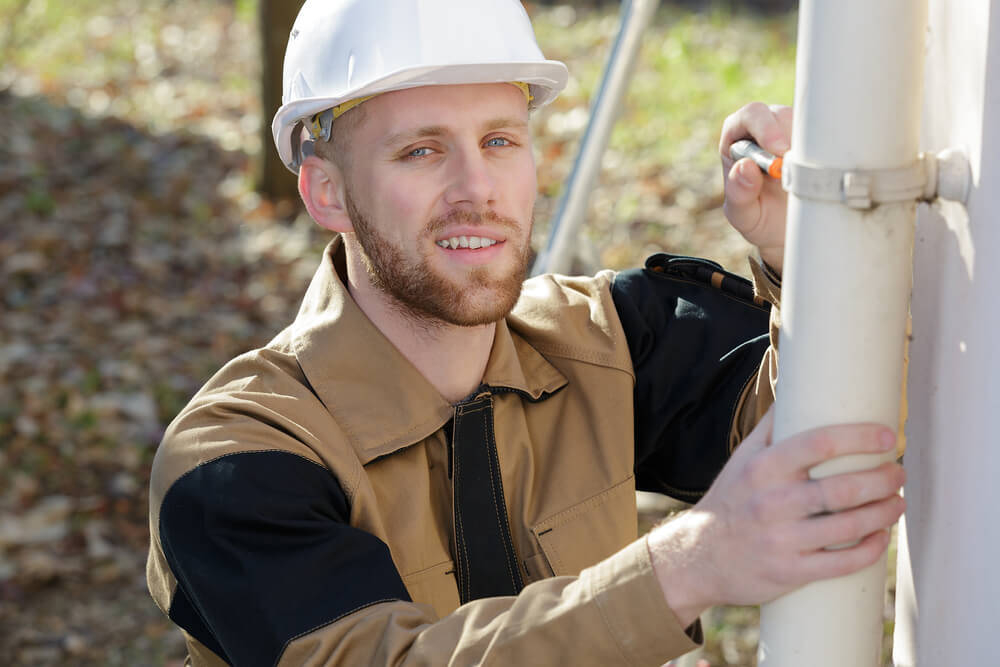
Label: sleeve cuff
xmin=579 ymin=537 xmax=702 ymax=665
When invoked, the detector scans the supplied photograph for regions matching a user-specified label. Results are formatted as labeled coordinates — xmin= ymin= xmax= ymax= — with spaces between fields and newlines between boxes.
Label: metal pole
xmin=531 ymin=0 xmax=660 ymax=277
xmin=758 ymin=1 xmax=927 ymax=665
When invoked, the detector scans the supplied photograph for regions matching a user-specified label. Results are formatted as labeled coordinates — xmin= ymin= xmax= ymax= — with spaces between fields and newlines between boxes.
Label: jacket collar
xmin=291 ymin=237 xmax=567 ymax=464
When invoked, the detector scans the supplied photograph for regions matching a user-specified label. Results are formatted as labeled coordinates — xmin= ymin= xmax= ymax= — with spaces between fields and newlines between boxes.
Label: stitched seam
xmin=400 ymin=558 xmax=455 ymax=582
xmin=519 ymin=342 xmax=626 ymax=368
xmin=452 ymin=410 xmax=471 ymax=603
xmin=535 ymin=476 xmax=635 ymax=531
xmin=589 ymin=572 xmax=634 ymax=666
xmin=273 ymin=598 xmax=400 ymax=667
xmin=542 ymin=539 xmax=565 ymax=574
xmin=359 ymin=414 xmax=452 ymax=461
xmin=166 ymin=449 xmax=330 ymax=493
xmin=483 ymin=399 xmax=522 ymax=592
xmin=160 ymin=540 xmax=227 ymax=663
xmin=160 ymin=449 xmax=337 ymax=665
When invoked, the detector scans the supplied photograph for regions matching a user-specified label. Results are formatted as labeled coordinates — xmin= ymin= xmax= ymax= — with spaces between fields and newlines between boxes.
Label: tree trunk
xmin=257 ymin=0 xmax=304 ymax=201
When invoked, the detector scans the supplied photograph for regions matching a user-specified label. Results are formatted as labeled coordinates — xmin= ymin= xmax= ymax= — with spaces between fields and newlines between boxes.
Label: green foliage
xmin=533 ymin=3 xmax=797 ymax=170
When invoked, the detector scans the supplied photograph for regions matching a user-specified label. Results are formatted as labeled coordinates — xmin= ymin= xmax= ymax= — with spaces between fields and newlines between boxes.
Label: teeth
xmin=437 ymin=236 xmax=499 ymax=249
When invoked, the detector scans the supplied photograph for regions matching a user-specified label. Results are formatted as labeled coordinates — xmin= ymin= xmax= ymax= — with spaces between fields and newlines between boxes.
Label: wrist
xmin=646 ymin=514 xmax=716 ymax=629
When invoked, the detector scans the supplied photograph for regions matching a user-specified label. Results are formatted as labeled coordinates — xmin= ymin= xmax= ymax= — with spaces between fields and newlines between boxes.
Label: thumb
xmin=723 ymin=158 xmax=765 ymax=231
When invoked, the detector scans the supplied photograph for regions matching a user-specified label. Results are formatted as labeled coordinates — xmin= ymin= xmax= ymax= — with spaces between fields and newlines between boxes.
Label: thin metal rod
xmin=531 ymin=0 xmax=661 ymax=276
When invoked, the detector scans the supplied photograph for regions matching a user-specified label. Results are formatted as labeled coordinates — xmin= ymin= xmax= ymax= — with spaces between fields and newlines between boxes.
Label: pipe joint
xmin=781 ymin=149 xmax=972 ymax=210
xmin=921 ymin=148 xmax=973 ymax=206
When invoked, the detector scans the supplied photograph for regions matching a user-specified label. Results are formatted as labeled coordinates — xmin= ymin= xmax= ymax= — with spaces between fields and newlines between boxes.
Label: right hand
xmin=648 ymin=408 xmax=905 ymax=627
xmin=719 ymin=103 xmax=793 ymax=275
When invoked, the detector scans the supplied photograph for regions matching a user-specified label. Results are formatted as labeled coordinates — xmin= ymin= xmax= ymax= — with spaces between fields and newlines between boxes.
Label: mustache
xmin=425 ymin=209 xmax=521 ymax=235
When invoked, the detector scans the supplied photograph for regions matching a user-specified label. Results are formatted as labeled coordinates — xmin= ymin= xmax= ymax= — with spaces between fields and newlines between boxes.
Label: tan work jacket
xmin=147 ymin=237 xmax=780 ymax=666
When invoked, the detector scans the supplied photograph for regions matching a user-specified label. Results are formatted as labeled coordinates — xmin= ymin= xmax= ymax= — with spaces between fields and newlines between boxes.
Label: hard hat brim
xmin=272 ymin=60 xmax=569 ymax=173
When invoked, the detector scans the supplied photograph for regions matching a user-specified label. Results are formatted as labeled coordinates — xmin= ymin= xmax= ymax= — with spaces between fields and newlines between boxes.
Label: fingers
xmin=804 ymin=462 xmax=906 ymax=515
xmin=752 ymin=461 xmax=905 ymax=523
xmin=719 ymin=101 xmax=792 ymax=168
xmin=796 ymin=494 xmax=906 ymax=552
xmin=794 ymin=528 xmax=893 ymax=584
xmin=719 ymin=102 xmax=792 ymax=259
xmin=723 ymin=158 xmax=765 ymax=209
xmin=770 ymin=423 xmax=897 ymax=479
xmin=721 ymin=157 xmax=767 ymax=241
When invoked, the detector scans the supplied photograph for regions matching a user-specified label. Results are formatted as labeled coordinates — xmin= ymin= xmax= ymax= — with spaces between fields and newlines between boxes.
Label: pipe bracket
xmin=782 ymin=149 xmax=972 ymax=209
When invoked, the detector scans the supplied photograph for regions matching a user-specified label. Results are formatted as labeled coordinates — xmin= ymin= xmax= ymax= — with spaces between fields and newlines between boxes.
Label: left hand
xmin=719 ymin=103 xmax=793 ymax=275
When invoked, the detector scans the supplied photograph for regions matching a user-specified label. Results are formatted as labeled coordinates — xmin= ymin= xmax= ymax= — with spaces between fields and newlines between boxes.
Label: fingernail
xmin=735 ymin=161 xmax=754 ymax=187
xmin=773 ymin=138 xmax=790 ymax=153
xmin=879 ymin=430 xmax=897 ymax=450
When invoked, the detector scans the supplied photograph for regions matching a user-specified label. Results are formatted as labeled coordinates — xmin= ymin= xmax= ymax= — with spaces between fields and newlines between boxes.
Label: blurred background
xmin=0 ymin=1 xmax=854 ymax=664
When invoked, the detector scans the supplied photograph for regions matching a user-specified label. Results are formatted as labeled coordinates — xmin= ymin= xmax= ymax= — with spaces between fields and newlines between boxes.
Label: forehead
xmin=360 ymin=83 xmax=530 ymax=139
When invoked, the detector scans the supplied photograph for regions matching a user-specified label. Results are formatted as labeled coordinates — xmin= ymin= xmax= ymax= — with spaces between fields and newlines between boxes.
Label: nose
xmin=444 ymin=146 xmax=497 ymax=209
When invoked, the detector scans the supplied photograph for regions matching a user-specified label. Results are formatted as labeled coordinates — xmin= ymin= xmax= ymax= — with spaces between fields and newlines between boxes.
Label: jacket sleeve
xmin=157 ymin=446 xmax=700 ymax=667
xmin=611 ymin=253 xmax=780 ymax=502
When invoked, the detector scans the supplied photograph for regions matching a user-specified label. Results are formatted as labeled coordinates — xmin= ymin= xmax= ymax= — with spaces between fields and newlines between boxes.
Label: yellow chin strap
xmin=310 ymin=82 xmax=533 ymax=139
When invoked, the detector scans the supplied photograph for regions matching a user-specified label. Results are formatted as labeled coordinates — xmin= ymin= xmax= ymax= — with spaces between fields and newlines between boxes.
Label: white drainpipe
xmin=758 ymin=1 xmax=928 ymax=665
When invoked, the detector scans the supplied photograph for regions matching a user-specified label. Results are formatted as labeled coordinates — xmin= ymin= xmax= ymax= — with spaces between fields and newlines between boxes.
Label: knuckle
xmin=806 ymin=481 xmax=829 ymax=515
xmin=825 ymin=477 xmax=855 ymax=511
xmin=884 ymin=494 xmax=906 ymax=521
xmin=807 ymin=430 xmax=839 ymax=461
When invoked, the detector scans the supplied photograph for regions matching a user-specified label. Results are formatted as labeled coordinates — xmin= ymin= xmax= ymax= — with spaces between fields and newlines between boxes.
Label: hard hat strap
xmin=510 ymin=81 xmax=533 ymax=103
xmin=307 ymin=82 xmax=534 ymax=143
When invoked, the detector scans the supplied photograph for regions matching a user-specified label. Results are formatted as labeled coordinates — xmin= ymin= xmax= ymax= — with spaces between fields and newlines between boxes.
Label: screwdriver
xmin=729 ymin=139 xmax=783 ymax=180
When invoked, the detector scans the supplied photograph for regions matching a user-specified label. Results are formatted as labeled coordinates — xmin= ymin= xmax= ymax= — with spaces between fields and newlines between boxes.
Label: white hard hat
xmin=271 ymin=0 xmax=569 ymax=173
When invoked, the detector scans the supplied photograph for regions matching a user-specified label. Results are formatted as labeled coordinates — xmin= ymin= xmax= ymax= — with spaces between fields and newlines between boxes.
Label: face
xmin=336 ymin=83 xmax=537 ymax=327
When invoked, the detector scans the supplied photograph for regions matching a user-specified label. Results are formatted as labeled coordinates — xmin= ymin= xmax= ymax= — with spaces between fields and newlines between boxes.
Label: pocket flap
xmin=531 ymin=476 xmax=637 ymax=576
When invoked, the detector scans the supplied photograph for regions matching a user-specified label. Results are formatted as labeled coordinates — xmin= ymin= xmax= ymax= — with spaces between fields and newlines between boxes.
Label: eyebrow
xmin=382 ymin=118 xmax=529 ymax=149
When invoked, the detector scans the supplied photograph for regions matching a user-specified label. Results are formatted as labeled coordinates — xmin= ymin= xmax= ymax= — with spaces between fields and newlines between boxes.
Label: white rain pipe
xmin=758 ymin=1 xmax=928 ymax=666
xmin=531 ymin=0 xmax=660 ymax=277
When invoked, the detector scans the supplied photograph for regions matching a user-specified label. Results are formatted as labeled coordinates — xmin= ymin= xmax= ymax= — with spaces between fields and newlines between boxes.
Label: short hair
xmin=312 ymin=104 xmax=367 ymax=170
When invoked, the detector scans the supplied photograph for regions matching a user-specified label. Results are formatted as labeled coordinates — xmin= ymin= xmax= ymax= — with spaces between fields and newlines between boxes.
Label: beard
xmin=345 ymin=190 xmax=532 ymax=327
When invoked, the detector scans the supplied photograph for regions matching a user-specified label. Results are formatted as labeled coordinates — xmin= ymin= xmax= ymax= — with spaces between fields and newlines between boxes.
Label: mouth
xmin=435 ymin=234 xmax=504 ymax=250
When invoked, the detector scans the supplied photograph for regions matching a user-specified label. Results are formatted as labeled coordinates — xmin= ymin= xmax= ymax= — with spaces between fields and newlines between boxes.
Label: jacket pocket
xmin=401 ymin=559 xmax=461 ymax=620
xmin=531 ymin=476 xmax=638 ymax=577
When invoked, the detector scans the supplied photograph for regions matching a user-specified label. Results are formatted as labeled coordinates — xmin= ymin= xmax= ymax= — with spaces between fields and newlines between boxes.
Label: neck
xmin=344 ymin=250 xmax=496 ymax=404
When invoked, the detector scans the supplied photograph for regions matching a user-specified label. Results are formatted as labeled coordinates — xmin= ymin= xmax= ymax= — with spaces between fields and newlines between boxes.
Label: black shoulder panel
xmin=159 ymin=450 xmax=410 ymax=667
xmin=612 ymin=253 xmax=771 ymax=501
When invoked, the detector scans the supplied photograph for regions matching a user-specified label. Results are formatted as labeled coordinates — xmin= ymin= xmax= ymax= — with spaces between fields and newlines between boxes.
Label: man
xmin=147 ymin=1 xmax=905 ymax=665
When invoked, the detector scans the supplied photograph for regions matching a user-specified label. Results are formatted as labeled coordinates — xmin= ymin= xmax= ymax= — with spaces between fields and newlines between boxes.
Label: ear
xmin=299 ymin=155 xmax=353 ymax=233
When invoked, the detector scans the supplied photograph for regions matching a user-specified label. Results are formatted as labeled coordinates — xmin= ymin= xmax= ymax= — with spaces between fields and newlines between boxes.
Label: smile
xmin=435 ymin=236 xmax=501 ymax=250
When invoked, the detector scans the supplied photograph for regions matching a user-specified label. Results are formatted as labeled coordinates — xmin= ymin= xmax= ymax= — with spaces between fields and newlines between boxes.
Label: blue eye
xmin=408 ymin=147 xmax=432 ymax=158
xmin=486 ymin=137 xmax=509 ymax=147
